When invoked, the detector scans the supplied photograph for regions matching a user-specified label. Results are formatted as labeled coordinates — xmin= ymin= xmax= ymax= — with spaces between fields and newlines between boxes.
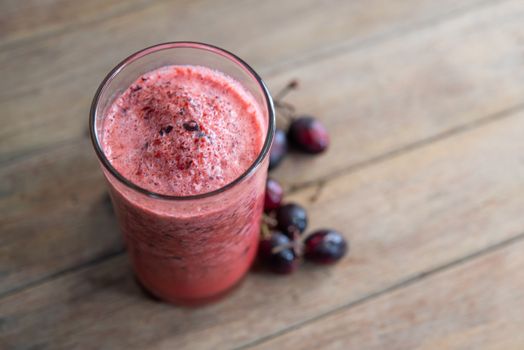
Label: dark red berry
xmin=276 ymin=203 xmax=308 ymax=237
xmin=159 ymin=125 xmax=174 ymax=136
xmin=265 ymin=178 xmax=284 ymax=212
xmin=269 ymin=128 xmax=288 ymax=170
xmin=259 ymin=231 xmax=299 ymax=274
xmin=288 ymin=116 xmax=329 ymax=154
xmin=131 ymin=85 xmax=142 ymax=92
xmin=304 ymin=229 xmax=347 ymax=264
xmin=183 ymin=120 xmax=200 ymax=132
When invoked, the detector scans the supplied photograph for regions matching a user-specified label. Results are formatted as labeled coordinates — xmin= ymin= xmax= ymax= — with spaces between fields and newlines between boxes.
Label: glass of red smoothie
xmin=90 ymin=42 xmax=275 ymax=305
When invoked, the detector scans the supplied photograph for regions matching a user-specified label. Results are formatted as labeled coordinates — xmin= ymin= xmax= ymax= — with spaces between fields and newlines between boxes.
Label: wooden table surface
xmin=2 ymin=0 xmax=524 ymax=349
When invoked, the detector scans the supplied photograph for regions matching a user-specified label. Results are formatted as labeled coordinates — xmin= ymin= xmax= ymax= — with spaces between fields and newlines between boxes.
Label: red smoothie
xmin=99 ymin=64 xmax=268 ymax=303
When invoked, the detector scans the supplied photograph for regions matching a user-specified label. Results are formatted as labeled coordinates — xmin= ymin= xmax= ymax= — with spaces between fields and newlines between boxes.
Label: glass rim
xmin=89 ymin=41 xmax=275 ymax=201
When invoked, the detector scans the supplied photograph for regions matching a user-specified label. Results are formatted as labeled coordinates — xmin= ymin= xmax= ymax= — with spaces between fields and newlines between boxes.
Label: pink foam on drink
xmin=101 ymin=65 xmax=264 ymax=196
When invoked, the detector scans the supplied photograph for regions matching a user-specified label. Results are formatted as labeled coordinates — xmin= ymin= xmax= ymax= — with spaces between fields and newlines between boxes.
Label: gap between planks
xmin=0 ymin=248 xmax=124 ymax=301
xmin=234 ymin=230 xmax=524 ymax=350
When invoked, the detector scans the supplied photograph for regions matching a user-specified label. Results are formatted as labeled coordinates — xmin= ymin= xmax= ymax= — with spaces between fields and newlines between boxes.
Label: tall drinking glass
xmin=90 ymin=42 xmax=275 ymax=305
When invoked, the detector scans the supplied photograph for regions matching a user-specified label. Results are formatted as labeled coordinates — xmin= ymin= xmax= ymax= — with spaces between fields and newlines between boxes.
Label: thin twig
xmin=273 ymin=79 xmax=299 ymax=102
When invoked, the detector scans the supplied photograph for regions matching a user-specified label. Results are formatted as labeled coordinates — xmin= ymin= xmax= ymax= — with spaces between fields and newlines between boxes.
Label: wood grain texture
xmin=0 ymin=0 xmax=487 ymax=163
xmin=0 ymin=140 xmax=121 ymax=296
xmin=0 ymin=0 xmax=524 ymax=298
xmin=270 ymin=0 xmax=524 ymax=189
xmin=3 ymin=1 xmax=524 ymax=348
xmin=251 ymin=238 xmax=524 ymax=350
xmin=3 ymin=101 xmax=524 ymax=349
xmin=2 ymin=0 xmax=524 ymax=296
xmin=0 ymin=0 xmax=150 ymax=45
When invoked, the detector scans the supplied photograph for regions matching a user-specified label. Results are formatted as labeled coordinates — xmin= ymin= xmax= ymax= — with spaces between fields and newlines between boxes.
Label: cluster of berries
xmin=258 ymin=80 xmax=348 ymax=274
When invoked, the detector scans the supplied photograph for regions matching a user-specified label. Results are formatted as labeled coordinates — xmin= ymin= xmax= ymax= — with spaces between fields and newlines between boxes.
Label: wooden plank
xmin=270 ymin=0 xmax=524 ymax=188
xmin=0 ymin=0 xmax=149 ymax=45
xmin=1 ymin=0 xmax=523 ymax=297
xmin=251 ymin=238 xmax=524 ymax=350
xmin=2 ymin=99 xmax=524 ymax=349
xmin=0 ymin=140 xmax=122 ymax=295
xmin=0 ymin=0 xmax=487 ymax=162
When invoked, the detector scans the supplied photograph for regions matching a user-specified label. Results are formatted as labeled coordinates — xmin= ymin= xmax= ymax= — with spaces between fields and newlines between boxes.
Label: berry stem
xmin=262 ymin=213 xmax=278 ymax=227
xmin=274 ymin=101 xmax=296 ymax=124
xmin=273 ymin=80 xmax=299 ymax=125
xmin=273 ymin=79 xmax=299 ymax=102
xmin=271 ymin=240 xmax=302 ymax=255
xmin=289 ymin=226 xmax=304 ymax=257
xmin=260 ymin=222 xmax=272 ymax=240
